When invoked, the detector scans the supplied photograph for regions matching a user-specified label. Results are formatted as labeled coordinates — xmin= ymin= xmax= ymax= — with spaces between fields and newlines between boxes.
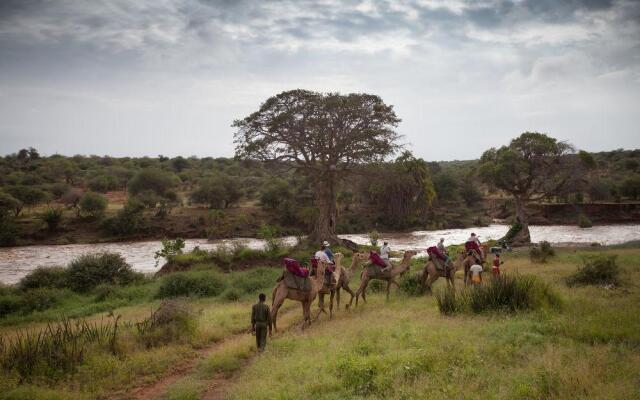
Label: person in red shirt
xmin=492 ymin=254 xmax=503 ymax=277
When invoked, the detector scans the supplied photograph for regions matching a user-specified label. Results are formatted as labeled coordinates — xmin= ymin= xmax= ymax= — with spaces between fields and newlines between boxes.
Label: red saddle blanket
xmin=369 ymin=251 xmax=387 ymax=268
xmin=283 ymin=258 xmax=309 ymax=278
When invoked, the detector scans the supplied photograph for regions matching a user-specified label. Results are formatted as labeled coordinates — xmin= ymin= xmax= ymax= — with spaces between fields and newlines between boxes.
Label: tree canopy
xmin=233 ymin=89 xmax=403 ymax=242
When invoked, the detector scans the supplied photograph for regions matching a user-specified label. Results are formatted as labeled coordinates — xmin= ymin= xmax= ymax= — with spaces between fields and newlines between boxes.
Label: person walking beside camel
xmin=469 ymin=263 xmax=483 ymax=285
xmin=251 ymin=293 xmax=272 ymax=351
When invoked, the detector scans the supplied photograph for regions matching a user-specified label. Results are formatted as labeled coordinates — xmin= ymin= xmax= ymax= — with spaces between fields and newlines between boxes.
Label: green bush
xmin=335 ymin=352 xmax=391 ymax=396
xmin=66 ymin=253 xmax=142 ymax=292
xmin=222 ymin=287 xmax=243 ymax=301
xmin=232 ymin=268 xmax=279 ymax=294
xmin=20 ymin=288 xmax=65 ymax=313
xmin=566 ymin=255 xmax=620 ymax=286
xmin=101 ymin=198 xmax=146 ymax=235
xmin=577 ymin=214 xmax=593 ymax=228
xmin=0 ymin=216 xmax=18 ymax=246
xmin=398 ymin=272 xmax=423 ymax=296
xmin=0 ymin=294 xmax=22 ymax=317
xmin=19 ymin=266 xmax=68 ymax=291
xmin=135 ymin=300 xmax=197 ymax=348
xmin=39 ymin=208 xmax=63 ymax=231
xmin=529 ymin=241 xmax=555 ymax=263
xmin=79 ymin=192 xmax=108 ymax=218
xmin=156 ymin=271 xmax=226 ymax=298
xmin=435 ymin=274 xmax=561 ymax=314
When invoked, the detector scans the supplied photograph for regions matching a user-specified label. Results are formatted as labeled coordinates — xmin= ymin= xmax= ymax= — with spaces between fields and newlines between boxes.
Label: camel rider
xmin=437 ymin=238 xmax=446 ymax=254
xmin=466 ymin=233 xmax=484 ymax=262
xmin=251 ymin=293 xmax=272 ymax=351
xmin=380 ymin=241 xmax=392 ymax=271
xmin=323 ymin=241 xmax=335 ymax=263
xmin=428 ymin=242 xmax=451 ymax=270
xmin=315 ymin=245 xmax=332 ymax=265
xmin=315 ymin=244 xmax=335 ymax=284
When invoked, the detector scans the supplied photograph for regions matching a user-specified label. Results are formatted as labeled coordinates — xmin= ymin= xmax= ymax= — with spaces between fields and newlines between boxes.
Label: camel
xmin=316 ymin=252 xmax=345 ymax=320
xmin=336 ymin=252 xmax=369 ymax=309
xmin=355 ymin=250 xmax=417 ymax=306
xmin=421 ymin=250 xmax=466 ymax=292
xmin=463 ymin=247 xmax=486 ymax=285
xmin=271 ymin=259 xmax=328 ymax=332
xmin=316 ymin=252 xmax=369 ymax=318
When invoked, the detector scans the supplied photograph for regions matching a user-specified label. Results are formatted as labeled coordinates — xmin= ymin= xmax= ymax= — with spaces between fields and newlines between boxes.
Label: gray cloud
xmin=0 ymin=0 xmax=638 ymax=159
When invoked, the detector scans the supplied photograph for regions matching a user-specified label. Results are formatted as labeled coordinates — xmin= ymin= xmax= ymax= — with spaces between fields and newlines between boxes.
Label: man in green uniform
xmin=251 ymin=293 xmax=272 ymax=351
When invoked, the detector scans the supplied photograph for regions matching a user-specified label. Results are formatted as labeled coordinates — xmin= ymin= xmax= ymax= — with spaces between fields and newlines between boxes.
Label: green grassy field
xmin=1 ymin=246 xmax=639 ymax=399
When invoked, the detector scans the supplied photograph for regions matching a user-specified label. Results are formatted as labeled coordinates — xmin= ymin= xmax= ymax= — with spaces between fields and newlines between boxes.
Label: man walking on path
xmin=251 ymin=293 xmax=272 ymax=351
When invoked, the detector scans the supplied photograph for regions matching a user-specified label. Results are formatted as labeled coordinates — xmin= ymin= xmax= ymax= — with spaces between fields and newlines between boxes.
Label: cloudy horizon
xmin=0 ymin=0 xmax=639 ymax=161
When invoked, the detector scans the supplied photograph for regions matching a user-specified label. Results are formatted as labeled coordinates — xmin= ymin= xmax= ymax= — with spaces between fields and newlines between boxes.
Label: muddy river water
xmin=0 ymin=224 xmax=638 ymax=284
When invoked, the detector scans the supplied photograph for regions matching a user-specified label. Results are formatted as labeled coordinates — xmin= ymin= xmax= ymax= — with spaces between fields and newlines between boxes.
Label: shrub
xmin=191 ymin=176 xmax=242 ymax=209
xmin=529 ymin=241 xmax=555 ymax=263
xmin=257 ymin=224 xmax=282 ymax=254
xmin=156 ymin=271 xmax=226 ymax=298
xmin=19 ymin=266 xmax=68 ymax=290
xmin=0 ymin=215 xmax=19 ymax=246
xmin=92 ymin=283 xmax=119 ymax=302
xmin=577 ymin=214 xmax=593 ymax=228
xmin=436 ymin=274 xmax=561 ymax=314
xmin=128 ymin=168 xmax=178 ymax=198
xmin=79 ymin=192 xmax=108 ymax=218
xmin=135 ymin=300 xmax=197 ymax=348
xmin=0 ymin=294 xmax=22 ymax=317
xmin=39 ymin=208 xmax=63 ymax=232
xmin=398 ymin=272 xmax=423 ymax=296
xmin=566 ymin=255 xmax=620 ymax=286
xmin=221 ymin=287 xmax=243 ymax=301
xmin=66 ymin=253 xmax=141 ymax=292
xmin=232 ymin=268 xmax=279 ymax=294
xmin=101 ymin=198 xmax=146 ymax=235
xmin=20 ymin=288 xmax=65 ymax=313
xmin=368 ymin=230 xmax=380 ymax=246
xmin=154 ymin=238 xmax=186 ymax=267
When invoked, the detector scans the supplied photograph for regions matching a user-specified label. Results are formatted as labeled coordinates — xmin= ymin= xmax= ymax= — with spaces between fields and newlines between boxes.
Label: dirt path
xmin=122 ymin=305 xmax=303 ymax=400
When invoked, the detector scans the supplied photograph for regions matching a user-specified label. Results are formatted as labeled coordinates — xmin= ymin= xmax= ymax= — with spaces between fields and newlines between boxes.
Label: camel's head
xmin=353 ymin=252 xmax=368 ymax=262
xmin=334 ymin=252 xmax=344 ymax=264
xmin=404 ymin=250 xmax=418 ymax=259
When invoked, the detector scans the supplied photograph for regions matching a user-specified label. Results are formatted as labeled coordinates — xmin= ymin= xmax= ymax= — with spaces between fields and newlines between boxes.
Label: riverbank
xmin=1 ymin=224 xmax=639 ymax=285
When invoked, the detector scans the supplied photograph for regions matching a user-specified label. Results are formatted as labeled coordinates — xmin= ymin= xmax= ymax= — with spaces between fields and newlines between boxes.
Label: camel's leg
xmin=302 ymin=301 xmax=312 ymax=329
xmin=329 ymin=289 xmax=335 ymax=319
xmin=420 ymin=268 xmax=429 ymax=292
xmin=355 ymin=277 xmax=369 ymax=307
xmin=424 ymin=273 xmax=438 ymax=294
xmin=314 ymin=293 xmax=326 ymax=321
xmin=343 ymin=284 xmax=356 ymax=309
xmin=271 ymin=288 xmax=287 ymax=333
xmin=360 ymin=279 xmax=370 ymax=304
xmin=386 ymin=280 xmax=392 ymax=300
xmin=336 ymin=286 xmax=341 ymax=309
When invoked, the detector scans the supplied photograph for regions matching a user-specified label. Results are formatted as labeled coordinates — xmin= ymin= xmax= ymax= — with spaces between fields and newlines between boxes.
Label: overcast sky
xmin=0 ymin=0 xmax=638 ymax=161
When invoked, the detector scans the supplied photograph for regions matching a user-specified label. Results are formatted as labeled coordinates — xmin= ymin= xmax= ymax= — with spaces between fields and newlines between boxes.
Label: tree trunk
xmin=512 ymin=197 xmax=531 ymax=246
xmin=309 ymin=170 xmax=341 ymax=245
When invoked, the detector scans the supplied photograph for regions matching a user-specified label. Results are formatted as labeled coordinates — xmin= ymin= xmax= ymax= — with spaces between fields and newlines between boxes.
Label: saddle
xmin=283 ymin=270 xmax=312 ymax=291
xmin=428 ymin=255 xmax=446 ymax=272
xmin=366 ymin=264 xmax=391 ymax=279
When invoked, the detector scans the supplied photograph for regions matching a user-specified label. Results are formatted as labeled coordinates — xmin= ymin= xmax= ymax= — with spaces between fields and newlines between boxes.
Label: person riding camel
xmin=427 ymin=241 xmax=451 ymax=270
xmin=314 ymin=243 xmax=335 ymax=284
xmin=323 ymin=240 xmax=335 ymax=263
xmin=465 ymin=233 xmax=484 ymax=263
xmin=379 ymin=241 xmax=392 ymax=271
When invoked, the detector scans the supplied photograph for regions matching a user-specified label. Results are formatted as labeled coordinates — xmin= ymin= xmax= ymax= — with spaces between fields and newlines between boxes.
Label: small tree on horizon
xmin=233 ymin=89 xmax=402 ymax=243
xmin=479 ymin=132 xmax=580 ymax=245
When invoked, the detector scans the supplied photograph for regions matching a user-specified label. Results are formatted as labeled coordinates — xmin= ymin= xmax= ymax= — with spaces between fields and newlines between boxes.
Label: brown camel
xmin=421 ymin=250 xmax=466 ymax=292
xmin=316 ymin=252 xmax=345 ymax=320
xmin=336 ymin=252 xmax=369 ymax=309
xmin=355 ymin=250 xmax=417 ymax=306
xmin=271 ymin=260 xmax=328 ymax=332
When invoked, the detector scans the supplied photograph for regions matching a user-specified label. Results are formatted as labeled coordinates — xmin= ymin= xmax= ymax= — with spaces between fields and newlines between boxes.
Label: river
xmin=0 ymin=224 xmax=638 ymax=284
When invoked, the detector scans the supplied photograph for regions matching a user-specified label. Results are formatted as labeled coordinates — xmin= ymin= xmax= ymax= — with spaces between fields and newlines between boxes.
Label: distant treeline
xmin=0 ymin=147 xmax=638 ymax=246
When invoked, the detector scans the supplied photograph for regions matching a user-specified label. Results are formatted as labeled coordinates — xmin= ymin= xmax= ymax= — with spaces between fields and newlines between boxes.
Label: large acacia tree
xmin=479 ymin=132 xmax=578 ymax=245
xmin=233 ymin=90 xmax=402 ymax=243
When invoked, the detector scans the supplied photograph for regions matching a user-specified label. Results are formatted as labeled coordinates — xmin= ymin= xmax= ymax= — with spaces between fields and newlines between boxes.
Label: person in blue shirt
xmin=323 ymin=240 xmax=334 ymax=263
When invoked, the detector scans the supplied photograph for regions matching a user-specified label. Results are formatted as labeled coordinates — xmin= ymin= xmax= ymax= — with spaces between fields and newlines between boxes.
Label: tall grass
xmin=0 ymin=316 xmax=120 ymax=382
xmin=529 ymin=241 xmax=555 ymax=263
xmin=436 ymin=274 xmax=562 ymax=314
